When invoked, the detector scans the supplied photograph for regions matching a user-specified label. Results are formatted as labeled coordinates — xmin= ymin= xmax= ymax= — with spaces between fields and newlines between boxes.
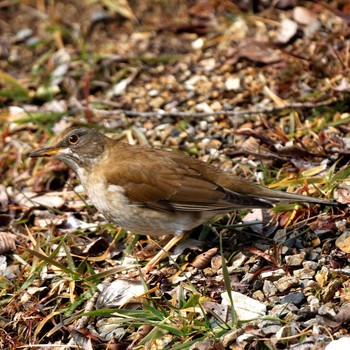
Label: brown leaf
xmin=333 ymin=304 xmax=350 ymax=324
xmin=191 ymin=247 xmax=218 ymax=269
xmin=309 ymin=216 xmax=337 ymax=234
xmin=318 ymin=303 xmax=350 ymax=328
xmin=228 ymin=39 xmax=281 ymax=65
xmin=244 ymin=246 xmax=281 ymax=268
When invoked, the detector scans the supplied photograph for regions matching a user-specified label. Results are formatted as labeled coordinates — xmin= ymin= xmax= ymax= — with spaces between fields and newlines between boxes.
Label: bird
xmin=30 ymin=126 xmax=335 ymax=271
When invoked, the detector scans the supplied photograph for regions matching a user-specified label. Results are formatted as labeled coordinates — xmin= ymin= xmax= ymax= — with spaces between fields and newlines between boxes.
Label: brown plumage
xmin=30 ymin=126 xmax=335 ymax=237
xmin=30 ymin=126 xmax=336 ymax=271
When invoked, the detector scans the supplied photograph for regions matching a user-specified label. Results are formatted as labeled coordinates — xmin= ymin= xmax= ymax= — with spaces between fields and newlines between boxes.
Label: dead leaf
xmin=318 ymin=304 xmax=350 ymax=328
xmin=221 ymin=291 xmax=267 ymax=320
xmin=9 ymin=188 xmax=65 ymax=209
xmin=170 ymin=239 xmax=207 ymax=261
xmin=202 ymin=300 xmax=229 ymax=322
xmin=227 ymin=39 xmax=281 ymax=65
xmin=191 ymin=247 xmax=218 ymax=269
xmin=96 ymin=279 xmax=145 ymax=308
xmin=309 ymin=216 xmax=337 ymax=234
xmin=71 ymin=329 xmax=94 ymax=350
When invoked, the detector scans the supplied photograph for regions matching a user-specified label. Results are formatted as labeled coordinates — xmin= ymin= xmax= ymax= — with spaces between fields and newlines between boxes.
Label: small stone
xmin=221 ymin=329 xmax=245 ymax=347
xmin=300 ymin=279 xmax=312 ymax=288
xmin=275 ymin=325 xmax=298 ymax=340
xmin=308 ymin=296 xmax=320 ymax=312
xmin=225 ymin=76 xmax=241 ymax=91
xmin=148 ymin=89 xmax=159 ymax=97
xmin=252 ymin=290 xmax=265 ymax=302
xmin=306 ymin=251 xmax=320 ymax=261
xmin=305 ymin=19 xmax=321 ymax=38
xmin=203 ymin=267 xmax=215 ymax=277
xmin=263 ymin=280 xmax=278 ymax=297
xmin=336 ymin=231 xmax=350 ymax=253
xmin=195 ymin=102 xmax=213 ymax=113
xmin=221 ymin=291 xmax=267 ymax=320
xmin=14 ymin=28 xmax=33 ymax=43
xmin=302 ymin=261 xmax=318 ymax=270
xmin=262 ymin=325 xmax=282 ymax=336
xmin=149 ymin=96 xmax=164 ymax=109
xmin=293 ymin=268 xmax=315 ymax=279
xmin=199 ymin=120 xmax=208 ymax=131
xmin=230 ymin=252 xmax=247 ymax=270
xmin=260 ymin=269 xmax=285 ymax=281
xmin=236 ymin=333 xmax=255 ymax=344
xmin=210 ymin=101 xmax=222 ymax=111
xmin=285 ymin=253 xmax=305 ymax=266
xmin=293 ymin=6 xmax=317 ymax=25
xmin=277 ymin=18 xmax=298 ymax=44
xmin=322 ymin=280 xmax=342 ymax=303
xmin=325 ymin=337 xmax=350 ymax=350
xmin=240 ymin=272 xmax=255 ymax=284
xmin=270 ymin=305 xmax=290 ymax=318
xmin=274 ymin=229 xmax=287 ymax=244
xmin=191 ymin=38 xmax=204 ymax=50
xmin=207 ymin=139 xmax=222 ymax=150
xmin=281 ymin=292 xmax=305 ymax=306
xmin=211 ymin=255 xmax=222 ymax=271
xmin=274 ymin=277 xmax=299 ymax=292
xmin=199 ymin=58 xmax=216 ymax=71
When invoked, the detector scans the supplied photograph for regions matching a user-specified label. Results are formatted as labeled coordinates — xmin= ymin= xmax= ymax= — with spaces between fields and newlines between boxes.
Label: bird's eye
xmin=68 ymin=134 xmax=79 ymax=144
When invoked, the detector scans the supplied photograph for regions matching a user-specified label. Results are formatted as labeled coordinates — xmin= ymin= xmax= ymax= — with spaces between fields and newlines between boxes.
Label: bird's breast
xmin=74 ymin=167 xmax=205 ymax=236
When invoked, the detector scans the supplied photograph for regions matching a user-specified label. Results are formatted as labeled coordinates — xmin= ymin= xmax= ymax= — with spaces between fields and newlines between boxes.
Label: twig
xmin=89 ymin=98 xmax=340 ymax=119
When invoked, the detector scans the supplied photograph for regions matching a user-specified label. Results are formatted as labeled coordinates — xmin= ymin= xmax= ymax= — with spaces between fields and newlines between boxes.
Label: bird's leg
xmin=142 ymin=233 xmax=185 ymax=273
xmin=138 ymin=236 xmax=173 ymax=258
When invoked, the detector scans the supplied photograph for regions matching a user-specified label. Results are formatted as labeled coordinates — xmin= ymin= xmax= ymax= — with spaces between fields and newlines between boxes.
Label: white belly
xmin=77 ymin=169 xmax=203 ymax=237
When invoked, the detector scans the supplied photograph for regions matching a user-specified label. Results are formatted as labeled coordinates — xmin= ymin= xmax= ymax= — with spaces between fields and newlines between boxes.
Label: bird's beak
xmin=29 ymin=147 xmax=63 ymax=158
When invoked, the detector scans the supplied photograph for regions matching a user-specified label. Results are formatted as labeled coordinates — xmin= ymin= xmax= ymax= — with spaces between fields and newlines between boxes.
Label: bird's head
xmin=30 ymin=126 xmax=109 ymax=172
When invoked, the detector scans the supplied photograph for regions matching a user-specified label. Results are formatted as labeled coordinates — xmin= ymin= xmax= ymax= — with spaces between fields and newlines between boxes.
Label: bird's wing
xmin=104 ymin=148 xmax=272 ymax=212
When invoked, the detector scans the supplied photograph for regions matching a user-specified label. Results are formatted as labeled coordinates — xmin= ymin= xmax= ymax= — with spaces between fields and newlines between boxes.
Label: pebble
xmin=303 ymin=261 xmax=318 ymax=270
xmin=260 ymin=269 xmax=285 ymax=281
xmin=308 ymin=296 xmax=320 ymax=312
xmin=281 ymin=292 xmax=305 ymax=306
xmin=325 ymin=337 xmax=350 ymax=350
xmin=221 ymin=291 xmax=267 ymax=320
xmin=263 ymin=280 xmax=278 ymax=297
xmin=293 ymin=268 xmax=315 ymax=279
xmin=274 ymin=277 xmax=299 ymax=292
xmin=275 ymin=325 xmax=298 ymax=340
xmin=285 ymin=253 xmax=305 ymax=266
xmin=230 ymin=252 xmax=248 ymax=270
xmin=262 ymin=325 xmax=282 ymax=336
xmin=225 ymin=76 xmax=241 ymax=91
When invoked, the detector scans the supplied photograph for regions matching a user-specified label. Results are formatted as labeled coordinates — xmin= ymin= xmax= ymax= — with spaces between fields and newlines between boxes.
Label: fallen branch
xmin=89 ymin=98 xmax=340 ymax=119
